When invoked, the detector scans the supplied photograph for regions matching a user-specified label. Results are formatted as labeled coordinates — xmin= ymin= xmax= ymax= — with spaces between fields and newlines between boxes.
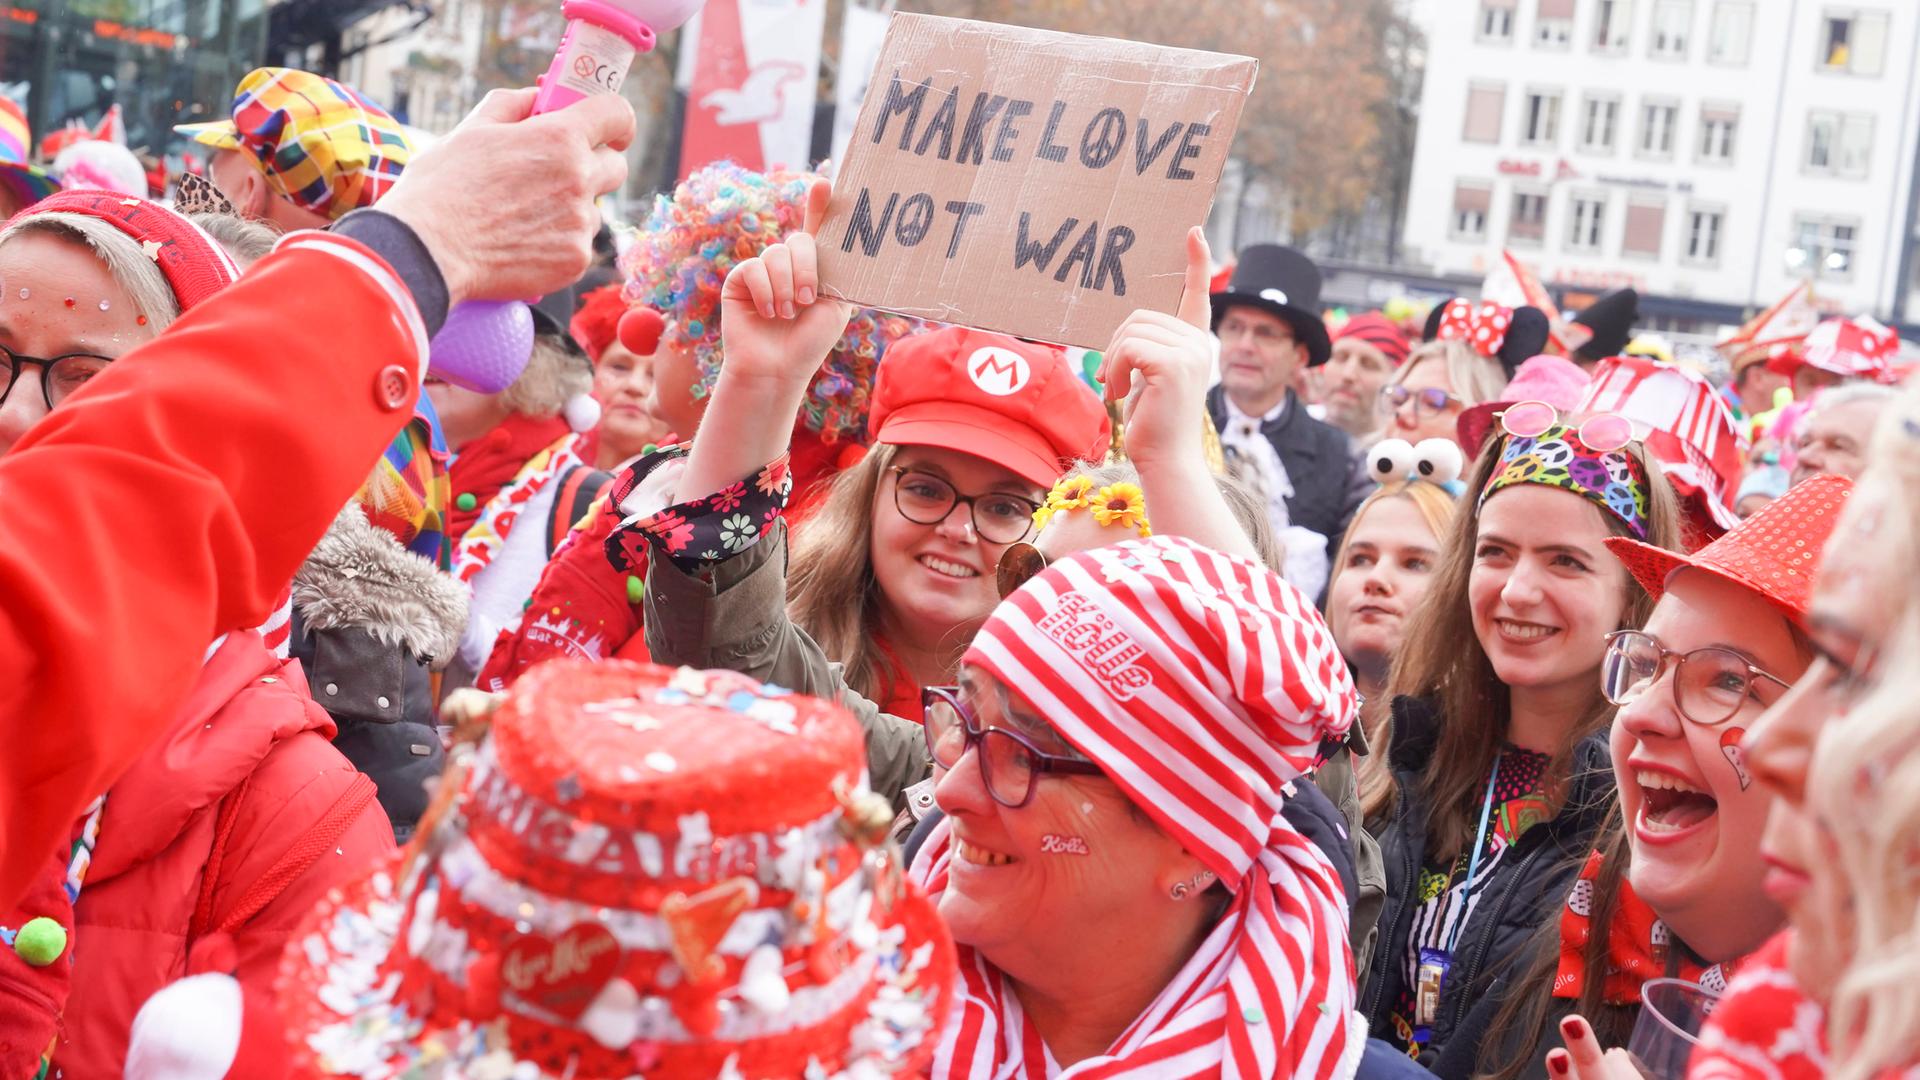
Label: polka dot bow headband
xmin=1436 ymin=298 xmax=1515 ymax=360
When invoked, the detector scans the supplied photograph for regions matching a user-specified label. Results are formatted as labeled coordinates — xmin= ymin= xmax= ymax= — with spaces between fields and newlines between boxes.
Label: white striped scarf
xmin=918 ymin=536 xmax=1365 ymax=1079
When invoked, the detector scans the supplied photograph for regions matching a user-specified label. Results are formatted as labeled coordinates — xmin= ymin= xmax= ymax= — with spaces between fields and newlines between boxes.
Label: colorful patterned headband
xmin=1032 ymin=475 xmax=1152 ymax=538
xmin=1480 ymin=423 xmax=1652 ymax=540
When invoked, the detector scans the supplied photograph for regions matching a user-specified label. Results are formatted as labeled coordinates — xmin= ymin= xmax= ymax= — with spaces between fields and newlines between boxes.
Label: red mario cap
xmin=867 ymin=326 xmax=1110 ymax=488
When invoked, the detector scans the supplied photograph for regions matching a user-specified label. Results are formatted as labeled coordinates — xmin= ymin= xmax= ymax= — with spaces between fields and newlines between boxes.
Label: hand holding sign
xmin=718 ymin=178 xmax=856 ymax=387
xmin=1099 ymin=226 xmax=1214 ymax=472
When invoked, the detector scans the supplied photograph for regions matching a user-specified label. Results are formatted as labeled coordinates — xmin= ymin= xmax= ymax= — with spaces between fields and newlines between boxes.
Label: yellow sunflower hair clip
xmin=1032 ymin=476 xmax=1152 ymax=538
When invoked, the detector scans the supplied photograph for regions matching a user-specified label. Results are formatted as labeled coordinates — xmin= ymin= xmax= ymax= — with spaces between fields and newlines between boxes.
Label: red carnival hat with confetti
xmin=24 ymin=189 xmax=240 ymax=311
xmin=1769 ymin=314 xmax=1902 ymax=382
xmin=1577 ymin=353 xmax=1746 ymax=550
xmin=1718 ymin=282 xmax=1819 ymax=376
xmin=276 ymin=661 xmax=955 ymax=1079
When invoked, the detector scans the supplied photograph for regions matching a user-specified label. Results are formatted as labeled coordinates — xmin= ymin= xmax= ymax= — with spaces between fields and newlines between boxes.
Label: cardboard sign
xmin=817 ymin=14 xmax=1257 ymax=350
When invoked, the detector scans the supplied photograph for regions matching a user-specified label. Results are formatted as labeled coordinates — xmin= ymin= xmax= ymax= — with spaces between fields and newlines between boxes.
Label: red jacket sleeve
xmin=0 ymin=237 xmax=426 ymax=910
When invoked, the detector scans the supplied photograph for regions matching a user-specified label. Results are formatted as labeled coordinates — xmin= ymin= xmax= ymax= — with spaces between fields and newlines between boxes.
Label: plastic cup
xmin=1627 ymin=978 xmax=1720 ymax=1080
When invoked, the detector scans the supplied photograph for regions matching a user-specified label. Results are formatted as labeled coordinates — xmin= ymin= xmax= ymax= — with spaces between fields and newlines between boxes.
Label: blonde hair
xmin=187 ymin=212 xmax=276 ymax=268
xmin=1330 ymin=479 xmax=1460 ymax=806
xmin=786 ymin=455 xmax=1285 ymax=708
xmin=0 ymin=212 xmax=181 ymax=333
xmin=1361 ymin=436 xmax=1685 ymax=850
xmin=501 ymin=335 xmax=593 ymax=418
xmin=1808 ymin=377 xmax=1920 ymax=1080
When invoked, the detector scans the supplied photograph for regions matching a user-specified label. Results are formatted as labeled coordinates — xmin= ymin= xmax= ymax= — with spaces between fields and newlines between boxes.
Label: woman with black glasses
xmin=1459 ymin=474 xmax=1848 ymax=1080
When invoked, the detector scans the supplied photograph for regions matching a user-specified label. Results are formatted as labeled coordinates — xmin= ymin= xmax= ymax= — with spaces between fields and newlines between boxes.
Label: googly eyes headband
xmin=1366 ymin=437 xmax=1466 ymax=496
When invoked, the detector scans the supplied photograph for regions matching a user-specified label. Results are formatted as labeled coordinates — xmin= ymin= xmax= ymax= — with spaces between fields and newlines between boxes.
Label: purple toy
xmin=428 ymin=299 xmax=535 ymax=394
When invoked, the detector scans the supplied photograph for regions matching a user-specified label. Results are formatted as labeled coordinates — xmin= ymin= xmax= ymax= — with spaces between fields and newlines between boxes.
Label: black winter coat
xmin=1359 ymin=695 xmax=1616 ymax=1070
xmin=1205 ymin=386 xmax=1369 ymax=559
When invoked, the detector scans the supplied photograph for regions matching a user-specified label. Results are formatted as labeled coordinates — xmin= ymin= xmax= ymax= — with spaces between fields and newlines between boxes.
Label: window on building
xmin=1581 ymin=94 xmax=1621 ymax=151
xmin=1536 ymin=0 xmax=1575 ymax=46
xmin=1510 ymin=188 xmax=1549 ymax=244
xmin=1479 ymin=0 xmax=1518 ymax=41
xmin=1593 ymin=0 xmax=1633 ymax=52
xmin=1651 ymin=0 xmax=1693 ymax=58
xmin=1523 ymin=89 xmax=1563 ymax=146
xmin=1806 ymin=111 xmax=1875 ymax=177
xmin=1820 ymin=9 xmax=1890 ymax=75
xmin=1623 ymin=197 xmax=1666 ymax=257
xmin=1685 ymin=206 xmax=1724 ymax=263
xmin=1698 ymin=104 xmax=1738 ymax=163
xmin=1464 ymin=83 xmax=1508 ymax=143
xmin=1453 ymin=182 xmax=1494 ymax=240
xmin=1569 ymin=194 xmax=1607 ymax=250
xmin=1790 ymin=215 xmax=1859 ymax=277
xmin=1639 ymin=100 xmax=1679 ymax=157
xmin=1708 ymin=1 xmax=1755 ymax=63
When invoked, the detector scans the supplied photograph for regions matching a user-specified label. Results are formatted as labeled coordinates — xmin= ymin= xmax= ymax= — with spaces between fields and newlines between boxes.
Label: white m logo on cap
xmin=967 ymin=346 xmax=1031 ymax=396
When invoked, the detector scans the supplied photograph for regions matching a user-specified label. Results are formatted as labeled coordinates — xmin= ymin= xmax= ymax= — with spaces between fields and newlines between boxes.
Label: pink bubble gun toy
xmin=431 ymin=0 xmax=704 ymax=393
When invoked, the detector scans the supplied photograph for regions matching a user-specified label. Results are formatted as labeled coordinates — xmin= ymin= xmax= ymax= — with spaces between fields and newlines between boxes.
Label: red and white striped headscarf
xmin=915 ymin=535 xmax=1365 ymax=1079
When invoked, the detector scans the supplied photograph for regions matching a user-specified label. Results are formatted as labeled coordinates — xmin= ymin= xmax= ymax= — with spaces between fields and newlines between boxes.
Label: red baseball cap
xmin=868 ymin=326 xmax=1110 ymax=488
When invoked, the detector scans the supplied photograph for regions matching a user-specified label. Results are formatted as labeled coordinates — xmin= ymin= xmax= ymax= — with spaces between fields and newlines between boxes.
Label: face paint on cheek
xmin=1721 ymin=728 xmax=1754 ymax=791
xmin=1038 ymin=834 xmax=1090 ymax=856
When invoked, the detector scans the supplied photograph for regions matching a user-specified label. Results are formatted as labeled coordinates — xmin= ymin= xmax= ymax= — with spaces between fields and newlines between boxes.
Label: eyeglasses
xmin=1602 ymin=630 xmax=1793 ymax=726
xmin=889 ymin=467 xmax=1040 ymax=546
xmin=995 ymin=541 xmax=1048 ymax=599
xmin=1217 ymin=315 xmax=1296 ymax=346
xmin=1380 ymin=383 xmax=1459 ymax=417
xmin=1499 ymin=400 xmax=1639 ymax=453
xmin=922 ymin=685 xmax=1103 ymax=808
xmin=0 ymin=346 xmax=116 ymax=410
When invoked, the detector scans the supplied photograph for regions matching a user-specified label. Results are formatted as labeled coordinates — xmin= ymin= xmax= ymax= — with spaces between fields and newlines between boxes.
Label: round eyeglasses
xmin=1499 ymin=399 xmax=1640 ymax=453
xmin=0 ymin=346 xmax=115 ymax=410
xmin=1602 ymin=629 xmax=1793 ymax=726
xmin=922 ymin=685 xmax=1103 ymax=808
xmin=1380 ymin=383 xmax=1459 ymax=417
xmin=890 ymin=467 xmax=1040 ymax=546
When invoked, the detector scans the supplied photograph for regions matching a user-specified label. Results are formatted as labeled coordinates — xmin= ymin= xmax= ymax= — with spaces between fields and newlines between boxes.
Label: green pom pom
xmin=455 ymin=493 xmax=478 ymax=512
xmin=626 ymin=575 xmax=645 ymax=605
xmin=15 ymin=917 xmax=66 ymax=967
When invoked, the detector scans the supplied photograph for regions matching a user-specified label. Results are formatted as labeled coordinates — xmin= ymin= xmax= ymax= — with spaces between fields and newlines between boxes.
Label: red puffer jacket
xmin=53 ymin=632 xmax=395 ymax=1078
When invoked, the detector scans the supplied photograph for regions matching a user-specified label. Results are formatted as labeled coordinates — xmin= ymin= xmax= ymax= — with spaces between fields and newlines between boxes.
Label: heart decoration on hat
xmin=501 ymin=922 xmax=624 ymax=1021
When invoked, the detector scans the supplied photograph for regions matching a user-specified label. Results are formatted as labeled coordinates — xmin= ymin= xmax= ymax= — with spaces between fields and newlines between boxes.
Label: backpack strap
xmin=547 ymin=465 xmax=613 ymax=555
xmin=189 ymin=772 xmax=379 ymax=940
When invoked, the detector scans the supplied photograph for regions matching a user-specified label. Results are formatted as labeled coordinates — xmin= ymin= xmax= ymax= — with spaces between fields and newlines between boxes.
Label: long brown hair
xmin=1361 ymin=437 xmax=1683 ymax=857
xmin=787 ymin=444 xmax=901 ymax=706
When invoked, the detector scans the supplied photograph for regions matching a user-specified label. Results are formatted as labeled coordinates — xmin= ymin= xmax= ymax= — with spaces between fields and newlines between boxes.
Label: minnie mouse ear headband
xmin=1365 ymin=438 xmax=1464 ymax=493
xmin=1480 ymin=401 xmax=1653 ymax=541
xmin=1423 ymin=297 xmax=1552 ymax=378
xmin=21 ymin=190 xmax=239 ymax=311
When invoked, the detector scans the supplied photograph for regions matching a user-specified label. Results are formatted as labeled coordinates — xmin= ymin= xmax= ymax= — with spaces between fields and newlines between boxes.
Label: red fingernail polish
xmin=1549 ymin=1053 xmax=1569 ymax=1075
xmin=1562 ymin=1018 xmax=1583 ymax=1040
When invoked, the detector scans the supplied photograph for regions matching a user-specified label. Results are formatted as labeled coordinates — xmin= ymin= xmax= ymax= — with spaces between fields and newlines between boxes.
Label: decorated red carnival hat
xmin=1768 ymin=315 xmax=1902 ymax=382
xmin=1333 ymin=311 xmax=1410 ymax=366
xmin=276 ymin=661 xmax=955 ymax=1079
xmin=1605 ymin=474 xmax=1852 ymax=630
xmin=1577 ymin=353 xmax=1745 ymax=550
xmin=22 ymin=189 xmax=239 ymax=311
xmin=570 ymin=282 xmax=627 ymax=364
xmin=869 ymin=326 xmax=1111 ymax=489
xmin=1718 ymin=281 xmax=1820 ymax=375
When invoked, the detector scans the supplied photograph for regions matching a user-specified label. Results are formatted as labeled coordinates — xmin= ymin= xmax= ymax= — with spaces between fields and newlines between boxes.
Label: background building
xmin=1402 ymin=0 xmax=1920 ymax=337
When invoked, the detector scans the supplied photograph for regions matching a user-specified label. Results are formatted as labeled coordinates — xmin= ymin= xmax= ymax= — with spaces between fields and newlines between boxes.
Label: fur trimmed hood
xmin=293 ymin=505 xmax=469 ymax=668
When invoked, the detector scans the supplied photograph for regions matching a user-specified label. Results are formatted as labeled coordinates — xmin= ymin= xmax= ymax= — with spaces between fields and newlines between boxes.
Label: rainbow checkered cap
xmin=174 ymin=67 xmax=410 ymax=220
xmin=0 ymin=95 xmax=58 ymax=211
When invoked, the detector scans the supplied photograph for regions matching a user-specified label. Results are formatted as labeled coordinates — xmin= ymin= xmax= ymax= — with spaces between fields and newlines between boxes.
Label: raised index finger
xmin=1175 ymin=226 xmax=1214 ymax=330
xmin=801 ymin=178 xmax=833 ymax=238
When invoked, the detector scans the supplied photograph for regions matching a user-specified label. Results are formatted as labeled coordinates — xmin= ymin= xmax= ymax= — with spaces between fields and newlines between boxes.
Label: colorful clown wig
xmin=619 ymin=161 xmax=923 ymax=442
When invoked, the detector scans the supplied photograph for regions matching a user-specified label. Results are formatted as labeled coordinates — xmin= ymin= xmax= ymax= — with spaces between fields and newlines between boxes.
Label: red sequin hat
xmin=276 ymin=661 xmax=955 ymax=1078
xmin=1603 ymin=473 xmax=1853 ymax=629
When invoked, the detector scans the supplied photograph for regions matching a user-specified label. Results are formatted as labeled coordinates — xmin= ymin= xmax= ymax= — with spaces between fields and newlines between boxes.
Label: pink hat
xmin=1456 ymin=354 xmax=1593 ymax=451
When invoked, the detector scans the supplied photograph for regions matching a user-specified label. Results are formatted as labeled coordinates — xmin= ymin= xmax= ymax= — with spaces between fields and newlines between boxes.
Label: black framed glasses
xmin=995 ymin=542 xmax=1048 ymax=599
xmin=1602 ymin=629 xmax=1793 ymax=726
xmin=889 ymin=467 xmax=1040 ymax=546
xmin=922 ymin=685 xmax=1103 ymax=808
xmin=0 ymin=346 xmax=116 ymax=410
xmin=1379 ymin=383 xmax=1459 ymax=417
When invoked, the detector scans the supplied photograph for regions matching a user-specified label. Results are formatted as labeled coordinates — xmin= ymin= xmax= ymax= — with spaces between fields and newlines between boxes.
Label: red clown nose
xmin=617 ymin=307 xmax=666 ymax=357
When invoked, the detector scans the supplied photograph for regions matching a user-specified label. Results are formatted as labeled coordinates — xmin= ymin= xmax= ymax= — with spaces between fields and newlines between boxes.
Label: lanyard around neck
xmin=1442 ymin=756 xmax=1504 ymax=957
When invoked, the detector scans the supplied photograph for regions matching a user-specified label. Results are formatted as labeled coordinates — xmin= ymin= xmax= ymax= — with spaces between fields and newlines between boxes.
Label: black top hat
xmin=1211 ymin=244 xmax=1332 ymax=366
xmin=1571 ymin=287 xmax=1639 ymax=360
xmin=1421 ymin=296 xmax=1552 ymax=378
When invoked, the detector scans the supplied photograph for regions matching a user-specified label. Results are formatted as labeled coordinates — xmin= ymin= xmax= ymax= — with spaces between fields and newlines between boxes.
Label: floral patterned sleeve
xmin=604 ymin=444 xmax=793 ymax=574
